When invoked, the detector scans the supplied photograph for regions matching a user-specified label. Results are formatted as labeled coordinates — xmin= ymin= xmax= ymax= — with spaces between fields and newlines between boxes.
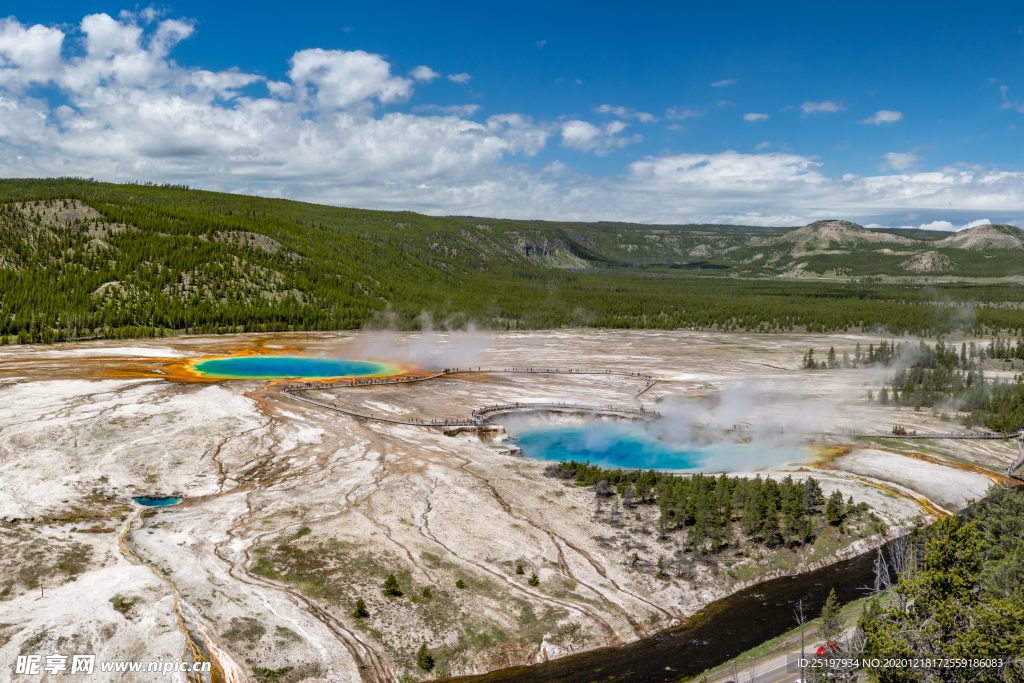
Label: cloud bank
xmin=0 ymin=12 xmax=1023 ymax=227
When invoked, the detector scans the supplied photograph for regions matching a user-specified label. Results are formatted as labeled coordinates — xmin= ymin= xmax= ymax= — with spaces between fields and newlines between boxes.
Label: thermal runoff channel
xmin=510 ymin=418 xmax=810 ymax=471
xmin=191 ymin=355 xmax=397 ymax=379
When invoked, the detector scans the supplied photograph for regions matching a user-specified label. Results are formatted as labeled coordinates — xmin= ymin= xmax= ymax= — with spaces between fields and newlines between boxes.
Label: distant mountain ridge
xmin=447 ymin=215 xmax=1024 ymax=276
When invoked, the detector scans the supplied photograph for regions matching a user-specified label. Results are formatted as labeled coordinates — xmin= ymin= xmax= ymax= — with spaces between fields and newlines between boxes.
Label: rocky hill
xmin=775 ymin=220 xmax=918 ymax=254
xmin=935 ymin=223 xmax=1024 ymax=251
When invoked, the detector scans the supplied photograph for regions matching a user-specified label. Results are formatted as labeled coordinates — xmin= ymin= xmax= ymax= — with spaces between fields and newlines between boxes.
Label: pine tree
xmin=382 ymin=574 xmax=402 ymax=597
xmin=528 ymin=573 xmax=540 ymax=586
xmin=826 ymin=490 xmax=845 ymax=525
xmin=818 ymin=588 xmax=843 ymax=646
xmin=802 ymin=477 xmax=822 ymax=512
xmin=623 ymin=485 xmax=636 ymax=508
xmin=352 ymin=598 xmax=369 ymax=618
xmin=416 ymin=644 xmax=435 ymax=672
xmin=762 ymin=499 xmax=782 ymax=546
xmin=515 ymin=564 xmax=524 ymax=575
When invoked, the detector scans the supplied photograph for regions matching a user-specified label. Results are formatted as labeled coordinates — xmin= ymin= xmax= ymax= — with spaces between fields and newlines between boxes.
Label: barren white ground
xmin=0 ymin=330 xmax=1015 ymax=683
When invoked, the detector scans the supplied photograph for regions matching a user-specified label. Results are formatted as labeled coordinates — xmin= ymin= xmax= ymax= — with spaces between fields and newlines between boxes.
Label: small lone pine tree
xmin=455 ymin=579 xmax=465 ymax=589
xmin=421 ymin=586 xmax=432 ymax=599
xmin=382 ymin=574 xmax=402 ymax=597
xmin=352 ymin=598 xmax=368 ymax=619
xmin=528 ymin=573 xmax=540 ymax=587
xmin=515 ymin=564 xmax=524 ymax=574
xmin=819 ymin=588 xmax=843 ymax=646
xmin=416 ymin=644 xmax=435 ymax=672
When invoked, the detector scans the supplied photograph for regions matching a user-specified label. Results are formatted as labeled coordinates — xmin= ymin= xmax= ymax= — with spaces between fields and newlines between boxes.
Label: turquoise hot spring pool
xmin=192 ymin=355 xmax=396 ymax=380
xmin=510 ymin=421 xmax=806 ymax=471
xmin=134 ymin=497 xmax=183 ymax=507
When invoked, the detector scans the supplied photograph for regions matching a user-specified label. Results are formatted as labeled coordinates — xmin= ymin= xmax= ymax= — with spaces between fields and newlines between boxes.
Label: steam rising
xmin=500 ymin=378 xmax=858 ymax=472
xmin=328 ymin=313 xmax=485 ymax=370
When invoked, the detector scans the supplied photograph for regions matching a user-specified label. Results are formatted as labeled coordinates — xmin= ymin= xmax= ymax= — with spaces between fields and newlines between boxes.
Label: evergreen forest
xmin=2 ymin=178 xmax=1024 ymax=344
xmin=544 ymin=462 xmax=884 ymax=555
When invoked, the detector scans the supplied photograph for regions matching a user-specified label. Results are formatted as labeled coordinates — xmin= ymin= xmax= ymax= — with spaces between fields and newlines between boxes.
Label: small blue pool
xmin=134 ymin=497 xmax=183 ymax=507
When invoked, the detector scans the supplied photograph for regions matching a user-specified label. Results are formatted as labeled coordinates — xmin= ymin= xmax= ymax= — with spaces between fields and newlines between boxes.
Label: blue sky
xmin=1 ymin=1 xmax=1023 ymax=227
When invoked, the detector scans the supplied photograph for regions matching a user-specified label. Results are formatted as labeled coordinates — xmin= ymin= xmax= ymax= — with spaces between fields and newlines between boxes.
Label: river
xmin=445 ymin=538 xmax=894 ymax=683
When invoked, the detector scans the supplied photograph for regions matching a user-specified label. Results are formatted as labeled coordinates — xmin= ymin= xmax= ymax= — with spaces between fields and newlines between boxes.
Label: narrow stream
xmin=446 ymin=538 xmax=894 ymax=683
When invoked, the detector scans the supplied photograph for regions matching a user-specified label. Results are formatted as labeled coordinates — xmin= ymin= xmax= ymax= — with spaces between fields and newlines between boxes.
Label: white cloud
xmin=542 ymin=160 xmax=568 ymax=176
xmin=743 ymin=113 xmax=768 ymax=122
xmin=800 ymin=100 xmax=844 ymax=116
xmin=906 ymin=220 xmax=955 ymax=231
xmin=411 ymin=104 xmax=480 ymax=117
xmin=288 ymin=48 xmax=413 ymax=109
xmin=409 ymin=65 xmax=439 ymax=82
xmin=755 ymin=141 xmax=771 ymax=150
xmin=711 ymin=79 xmax=737 ymax=87
xmin=882 ymin=151 xmax=921 ymax=171
xmin=862 ymin=110 xmax=902 ymax=125
xmin=560 ymin=120 xmax=637 ymax=155
xmin=536 ymin=40 xmax=546 ymax=48
xmin=594 ymin=104 xmax=656 ymax=123
xmin=447 ymin=72 xmax=471 ymax=83
xmin=899 ymin=218 xmax=990 ymax=232
xmin=665 ymin=107 xmax=703 ymax=120
xmin=0 ymin=17 xmax=66 ymax=89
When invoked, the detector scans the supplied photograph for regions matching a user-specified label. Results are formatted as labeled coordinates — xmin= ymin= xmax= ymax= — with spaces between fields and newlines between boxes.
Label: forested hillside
xmin=2 ymin=178 xmax=1024 ymax=342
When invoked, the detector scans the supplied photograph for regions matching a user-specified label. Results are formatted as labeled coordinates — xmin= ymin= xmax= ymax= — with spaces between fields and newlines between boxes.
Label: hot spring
xmin=191 ymin=355 xmax=397 ymax=380
xmin=134 ymin=496 xmax=183 ymax=507
xmin=505 ymin=418 xmax=809 ymax=472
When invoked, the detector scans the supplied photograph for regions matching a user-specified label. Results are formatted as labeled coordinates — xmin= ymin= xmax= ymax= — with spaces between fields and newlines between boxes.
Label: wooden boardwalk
xmin=281 ymin=367 xmax=658 ymax=428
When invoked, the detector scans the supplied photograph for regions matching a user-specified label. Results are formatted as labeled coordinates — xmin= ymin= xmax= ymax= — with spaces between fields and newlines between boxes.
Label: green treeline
xmin=2 ymin=178 xmax=1024 ymax=342
xmin=544 ymin=462 xmax=884 ymax=553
